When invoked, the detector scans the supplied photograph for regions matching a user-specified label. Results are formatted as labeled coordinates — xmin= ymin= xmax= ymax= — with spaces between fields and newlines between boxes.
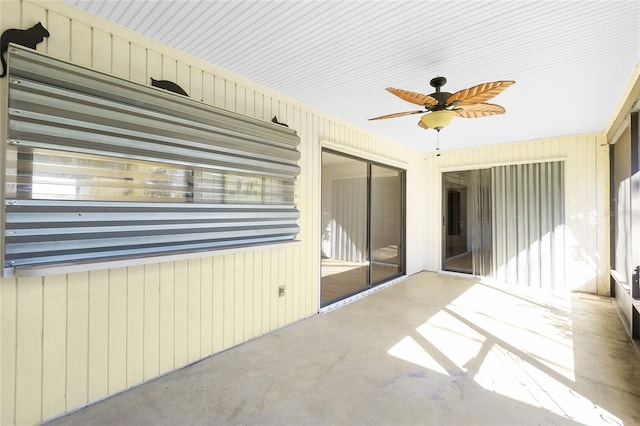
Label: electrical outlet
xmin=278 ymin=285 xmax=285 ymax=297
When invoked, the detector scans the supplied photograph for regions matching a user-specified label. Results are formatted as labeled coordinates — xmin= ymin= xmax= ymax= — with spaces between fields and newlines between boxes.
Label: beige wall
xmin=0 ymin=1 xmax=423 ymax=424
xmin=424 ymin=133 xmax=610 ymax=294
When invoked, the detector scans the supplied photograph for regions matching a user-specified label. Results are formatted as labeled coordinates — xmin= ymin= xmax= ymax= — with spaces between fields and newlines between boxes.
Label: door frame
xmin=319 ymin=147 xmax=407 ymax=308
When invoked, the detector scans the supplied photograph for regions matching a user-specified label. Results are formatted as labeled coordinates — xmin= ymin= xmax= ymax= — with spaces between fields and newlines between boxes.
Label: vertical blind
xmin=331 ymin=177 xmax=368 ymax=263
xmin=3 ymin=44 xmax=300 ymax=273
xmin=470 ymin=168 xmax=492 ymax=277
xmin=491 ymin=161 xmax=565 ymax=289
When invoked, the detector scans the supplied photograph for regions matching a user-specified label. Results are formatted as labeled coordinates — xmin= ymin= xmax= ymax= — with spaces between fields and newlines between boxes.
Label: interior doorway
xmin=320 ymin=149 xmax=405 ymax=307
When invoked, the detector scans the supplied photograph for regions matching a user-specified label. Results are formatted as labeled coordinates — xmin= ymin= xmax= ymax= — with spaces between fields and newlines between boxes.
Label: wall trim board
xmin=610 ymin=116 xmax=631 ymax=146
xmin=606 ymin=59 xmax=640 ymax=138
xmin=430 ymin=132 xmax=603 ymax=162
xmin=437 ymin=156 xmax=568 ymax=172
xmin=321 ymin=140 xmax=408 ymax=169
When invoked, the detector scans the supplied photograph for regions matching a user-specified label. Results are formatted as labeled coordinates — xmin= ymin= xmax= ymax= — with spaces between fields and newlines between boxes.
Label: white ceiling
xmin=63 ymin=0 xmax=640 ymax=153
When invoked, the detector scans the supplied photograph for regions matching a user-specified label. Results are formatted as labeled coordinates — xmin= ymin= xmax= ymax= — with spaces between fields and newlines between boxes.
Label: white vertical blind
xmin=470 ymin=168 xmax=492 ymax=276
xmin=330 ymin=177 xmax=367 ymax=262
xmin=492 ymin=161 xmax=565 ymax=289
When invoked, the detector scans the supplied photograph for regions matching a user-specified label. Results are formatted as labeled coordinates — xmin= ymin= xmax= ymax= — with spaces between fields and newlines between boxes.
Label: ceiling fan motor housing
xmin=430 ymin=92 xmax=452 ymax=110
xmin=428 ymin=77 xmax=450 ymax=109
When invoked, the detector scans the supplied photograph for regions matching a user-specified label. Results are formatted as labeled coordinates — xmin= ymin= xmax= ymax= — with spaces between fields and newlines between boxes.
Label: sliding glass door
xmin=443 ymin=169 xmax=492 ymax=276
xmin=442 ymin=162 xmax=565 ymax=289
xmin=371 ymin=164 xmax=404 ymax=282
xmin=320 ymin=150 xmax=405 ymax=307
xmin=321 ymin=152 xmax=369 ymax=303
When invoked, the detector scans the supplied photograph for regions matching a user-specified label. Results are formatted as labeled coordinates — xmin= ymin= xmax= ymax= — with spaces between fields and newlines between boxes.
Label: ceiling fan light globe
xmin=421 ymin=110 xmax=456 ymax=130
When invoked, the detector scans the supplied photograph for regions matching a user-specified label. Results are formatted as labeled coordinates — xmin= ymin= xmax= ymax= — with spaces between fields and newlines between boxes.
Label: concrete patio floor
xmin=46 ymin=272 xmax=640 ymax=425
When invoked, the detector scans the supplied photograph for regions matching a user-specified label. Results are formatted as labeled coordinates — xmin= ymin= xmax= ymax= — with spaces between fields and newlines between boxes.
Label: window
xmin=3 ymin=45 xmax=300 ymax=274
xmin=8 ymin=148 xmax=194 ymax=202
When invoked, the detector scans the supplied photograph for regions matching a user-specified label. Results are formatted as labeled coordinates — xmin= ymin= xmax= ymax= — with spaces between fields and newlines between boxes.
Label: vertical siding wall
xmin=0 ymin=1 xmax=423 ymax=424
xmin=424 ymin=134 xmax=610 ymax=294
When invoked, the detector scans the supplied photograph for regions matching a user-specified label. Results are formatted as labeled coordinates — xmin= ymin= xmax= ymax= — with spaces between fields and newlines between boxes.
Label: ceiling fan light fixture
xmin=421 ymin=110 xmax=456 ymax=130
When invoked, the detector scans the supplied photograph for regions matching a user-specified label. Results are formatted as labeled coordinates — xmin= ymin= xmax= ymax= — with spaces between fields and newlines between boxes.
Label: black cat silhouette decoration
xmin=272 ymin=116 xmax=289 ymax=127
xmin=150 ymin=78 xmax=189 ymax=97
xmin=1 ymin=22 xmax=50 ymax=78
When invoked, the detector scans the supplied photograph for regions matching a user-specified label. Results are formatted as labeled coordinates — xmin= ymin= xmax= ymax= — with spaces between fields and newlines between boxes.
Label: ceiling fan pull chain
xmin=436 ymin=130 xmax=441 ymax=157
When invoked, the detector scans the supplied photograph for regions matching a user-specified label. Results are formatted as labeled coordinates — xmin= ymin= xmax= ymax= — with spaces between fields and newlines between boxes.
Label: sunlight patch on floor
xmin=474 ymin=344 xmax=622 ymax=425
xmin=451 ymin=281 xmax=576 ymax=381
xmin=387 ymin=336 xmax=449 ymax=376
xmin=387 ymin=281 xmax=623 ymax=425
xmin=415 ymin=310 xmax=486 ymax=371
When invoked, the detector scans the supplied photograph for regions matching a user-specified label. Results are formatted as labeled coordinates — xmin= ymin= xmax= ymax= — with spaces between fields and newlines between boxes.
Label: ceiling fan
xmin=369 ymin=76 xmax=515 ymax=132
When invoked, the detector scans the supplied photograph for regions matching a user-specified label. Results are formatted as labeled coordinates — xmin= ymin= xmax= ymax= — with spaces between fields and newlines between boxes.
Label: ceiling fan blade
xmin=368 ymin=110 xmax=424 ymax=120
xmin=456 ymin=102 xmax=506 ymax=118
xmin=446 ymin=80 xmax=514 ymax=105
xmin=386 ymin=87 xmax=439 ymax=106
xmin=418 ymin=120 xmax=430 ymax=129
